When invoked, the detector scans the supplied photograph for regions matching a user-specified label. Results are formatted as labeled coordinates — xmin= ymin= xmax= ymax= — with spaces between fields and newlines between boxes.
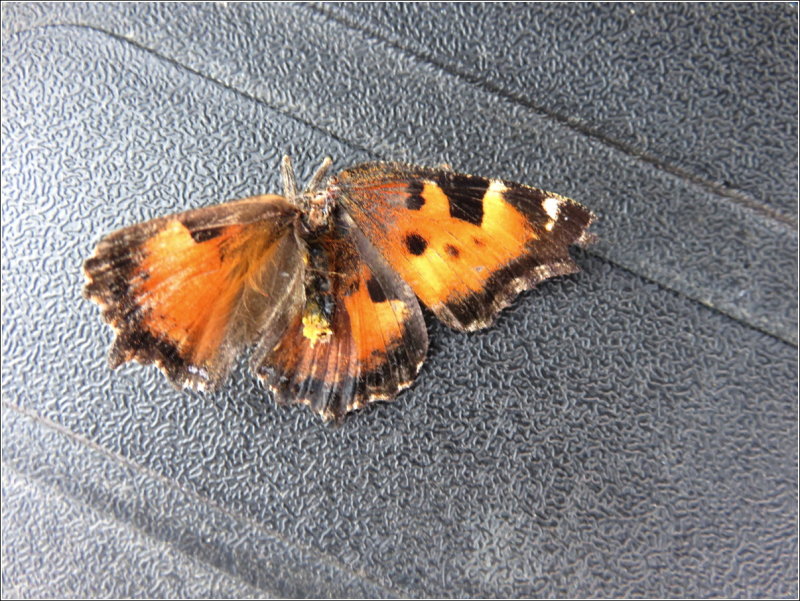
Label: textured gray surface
xmin=2 ymin=3 xmax=797 ymax=598
xmin=2 ymin=457 xmax=265 ymax=599
xmin=323 ymin=2 xmax=799 ymax=221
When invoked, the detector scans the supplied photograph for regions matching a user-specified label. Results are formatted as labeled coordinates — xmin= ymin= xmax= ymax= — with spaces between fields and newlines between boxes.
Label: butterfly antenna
xmin=305 ymin=156 xmax=333 ymax=195
xmin=281 ymin=155 xmax=299 ymax=202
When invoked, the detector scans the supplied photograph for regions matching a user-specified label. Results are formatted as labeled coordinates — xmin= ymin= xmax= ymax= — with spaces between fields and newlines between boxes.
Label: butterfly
xmin=83 ymin=156 xmax=596 ymax=422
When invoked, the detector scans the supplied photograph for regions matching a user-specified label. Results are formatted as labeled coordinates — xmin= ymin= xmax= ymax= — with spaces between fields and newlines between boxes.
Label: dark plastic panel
xmin=2 ymin=4 xmax=796 ymax=598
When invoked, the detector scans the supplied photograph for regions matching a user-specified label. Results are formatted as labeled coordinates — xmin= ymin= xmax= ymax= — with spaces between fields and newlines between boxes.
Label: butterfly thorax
xmin=277 ymin=156 xmax=342 ymax=347
xmin=288 ymin=155 xmax=336 ymax=236
xmin=298 ymin=199 xmax=338 ymax=347
xmin=300 ymin=189 xmax=335 ymax=233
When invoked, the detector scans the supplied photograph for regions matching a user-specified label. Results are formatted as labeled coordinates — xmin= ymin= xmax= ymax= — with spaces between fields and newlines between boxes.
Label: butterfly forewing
xmin=332 ymin=162 xmax=595 ymax=331
xmin=83 ymin=195 xmax=303 ymax=391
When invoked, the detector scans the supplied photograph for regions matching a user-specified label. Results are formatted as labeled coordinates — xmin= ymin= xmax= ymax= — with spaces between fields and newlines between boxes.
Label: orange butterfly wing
xmin=252 ymin=209 xmax=428 ymax=421
xmin=83 ymin=195 xmax=304 ymax=391
xmin=333 ymin=163 xmax=595 ymax=331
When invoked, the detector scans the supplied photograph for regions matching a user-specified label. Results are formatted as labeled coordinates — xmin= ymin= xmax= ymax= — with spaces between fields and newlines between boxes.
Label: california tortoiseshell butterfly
xmin=84 ymin=156 xmax=595 ymax=422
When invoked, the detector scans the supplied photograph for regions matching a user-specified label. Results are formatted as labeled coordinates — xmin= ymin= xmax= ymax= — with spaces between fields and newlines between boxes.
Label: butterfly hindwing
xmin=332 ymin=162 xmax=595 ymax=331
xmin=252 ymin=208 xmax=428 ymax=421
xmin=83 ymin=195 xmax=304 ymax=391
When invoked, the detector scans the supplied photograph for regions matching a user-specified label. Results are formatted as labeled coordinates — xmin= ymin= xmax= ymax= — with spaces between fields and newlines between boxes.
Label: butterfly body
xmin=84 ymin=157 xmax=595 ymax=421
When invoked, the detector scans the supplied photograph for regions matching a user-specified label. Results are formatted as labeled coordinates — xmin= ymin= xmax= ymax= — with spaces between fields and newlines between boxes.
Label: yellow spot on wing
xmin=483 ymin=181 xmax=537 ymax=242
xmin=302 ymin=312 xmax=332 ymax=347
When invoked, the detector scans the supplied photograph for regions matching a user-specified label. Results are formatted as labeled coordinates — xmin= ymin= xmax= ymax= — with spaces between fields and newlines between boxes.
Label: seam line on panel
xmin=2 ymin=460 xmax=280 ymax=598
xmin=1 ymin=401 xmax=407 ymax=598
xmin=307 ymin=3 xmax=798 ymax=230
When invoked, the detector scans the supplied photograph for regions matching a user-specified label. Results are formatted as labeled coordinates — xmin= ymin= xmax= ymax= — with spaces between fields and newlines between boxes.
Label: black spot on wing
xmin=405 ymin=181 xmax=425 ymax=210
xmin=189 ymin=226 xmax=224 ymax=243
xmin=445 ymin=244 xmax=460 ymax=258
xmin=437 ymin=172 xmax=487 ymax=226
xmin=404 ymin=233 xmax=427 ymax=256
xmin=366 ymin=276 xmax=387 ymax=303
xmin=365 ymin=274 xmax=405 ymax=303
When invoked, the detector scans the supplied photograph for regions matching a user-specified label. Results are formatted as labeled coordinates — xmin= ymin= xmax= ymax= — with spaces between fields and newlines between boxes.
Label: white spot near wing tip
xmin=543 ymin=197 xmax=561 ymax=220
xmin=488 ymin=180 xmax=507 ymax=194
xmin=543 ymin=197 xmax=561 ymax=231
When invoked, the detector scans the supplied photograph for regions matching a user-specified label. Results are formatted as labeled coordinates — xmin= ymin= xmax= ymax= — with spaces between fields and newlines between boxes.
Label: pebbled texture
xmin=1 ymin=4 xmax=797 ymax=599
xmin=2 ymin=462 xmax=266 ymax=599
